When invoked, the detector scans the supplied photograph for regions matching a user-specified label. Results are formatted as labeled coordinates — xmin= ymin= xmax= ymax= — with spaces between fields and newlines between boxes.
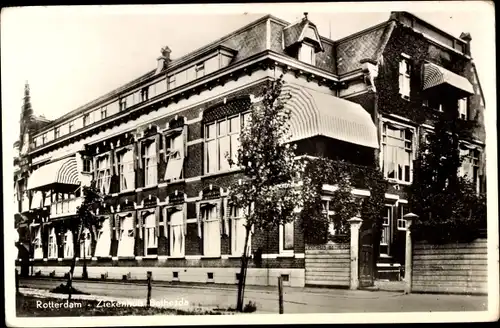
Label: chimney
xmin=459 ymin=32 xmax=472 ymax=56
xmin=155 ymin=46 xmax=172 ymax=75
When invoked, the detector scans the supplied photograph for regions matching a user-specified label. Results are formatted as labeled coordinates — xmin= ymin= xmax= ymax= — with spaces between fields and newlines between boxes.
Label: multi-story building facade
xmin=14 ymin=11 xmax=486 ymax=287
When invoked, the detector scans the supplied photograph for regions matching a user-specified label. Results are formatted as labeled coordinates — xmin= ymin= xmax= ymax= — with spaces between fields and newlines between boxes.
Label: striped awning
xmin=27 ymin=156 xmax=80 ymax=190
xmin=423 ymin=63 xmax=474 ymax=95
xmin=282 ymin=85 xmax=379 ymax=149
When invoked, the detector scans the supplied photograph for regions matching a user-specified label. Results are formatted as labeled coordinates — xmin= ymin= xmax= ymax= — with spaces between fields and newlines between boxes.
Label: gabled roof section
xmin=283 ymin=13 xmax=324 ymax=52
xmin=336 ymin=20 xmax=394 ymax=75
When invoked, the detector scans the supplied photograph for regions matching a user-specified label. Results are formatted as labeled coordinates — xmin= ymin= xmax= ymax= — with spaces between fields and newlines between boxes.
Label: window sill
xmin=142 ymin=184 xmax=158 ymax=191
xmin=117 ymin=256 xmax=136 ymax=260
xmin=143 ymin=255 xmax=158 ymax=260
xmin=278 ymin=252 xmax=295 ymax=258
xmin=202 ymin=168 xmax=243 ymax=179
xmin=386 ymin=179 xmax=412 ymax=186
xmin=168 ymin=256 xmax=186 ymax=260
xmin=118 ymin=189 xmax=136 ymax=195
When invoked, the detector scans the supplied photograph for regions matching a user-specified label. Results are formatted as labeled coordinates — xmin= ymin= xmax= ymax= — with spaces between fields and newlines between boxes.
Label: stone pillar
xmin=348 ymin=217 xmax=363 ymax=290
xmin=404 ymin=216 xmax=414 ymax=294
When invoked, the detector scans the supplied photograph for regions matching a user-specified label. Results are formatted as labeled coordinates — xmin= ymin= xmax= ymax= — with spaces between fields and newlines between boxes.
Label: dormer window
xmin=283 ymin=13 xmax=324 ymax=65
xmin=299 ymin=43 xmax=316 ymax=65
xmin=119 ymin=98 xmax=127 ymax=112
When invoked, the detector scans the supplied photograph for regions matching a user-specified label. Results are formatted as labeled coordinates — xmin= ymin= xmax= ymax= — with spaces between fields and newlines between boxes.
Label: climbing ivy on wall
xmin=301 ymin=157 xmax=387 ymax=245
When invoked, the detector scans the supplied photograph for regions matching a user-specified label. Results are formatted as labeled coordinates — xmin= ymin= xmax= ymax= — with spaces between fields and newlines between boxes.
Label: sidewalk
xmin=19 ymin=277 xmax=487 ymax=313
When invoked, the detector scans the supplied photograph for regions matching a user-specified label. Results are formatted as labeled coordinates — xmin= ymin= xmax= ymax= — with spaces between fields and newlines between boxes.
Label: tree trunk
xmin=67 ymin=225 xmax=82 ymax=300
xmin=236 ymin=224 xmax=252 ymax=312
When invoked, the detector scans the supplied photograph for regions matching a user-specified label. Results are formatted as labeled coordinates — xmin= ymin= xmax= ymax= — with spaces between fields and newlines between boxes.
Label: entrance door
xmin=359 ymin=228 xmax=374 ymax=287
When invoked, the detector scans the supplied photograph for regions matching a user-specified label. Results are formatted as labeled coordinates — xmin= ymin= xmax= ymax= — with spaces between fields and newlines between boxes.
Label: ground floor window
xmin=144 ymin=213 xmax=158 ymax=256
xmin=279 ymin=220 xmax=294 ymax=254
xmin=169 ymin=209 xmax=185 ymax=257
xmin=32 ymin=226 xmax=43 ymax=259
xmin=48 ymin=227 xmax=58 ymax=259
xmin=230 ymin=205 xmax=250 ymax=256
xmin=63 ymin=229 xmax=74 ymax=258
xmin=117 ymin=215 xmax=135 ymax=257
xmin=380 ymin=205 xmax=393 ymax=256
xmin=95 ymin=218 xmax=111 ymax=257
xmin=80 ymin=228 xmax=92 ymax=258
xmin=202 ymin=204 xmax=221 ymax=257
xmin=398 ymin=204 xmax=408 ymax=230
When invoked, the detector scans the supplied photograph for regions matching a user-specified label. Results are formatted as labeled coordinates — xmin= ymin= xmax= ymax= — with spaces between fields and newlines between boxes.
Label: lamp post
xmin=403 ymin=213 xmax=418 ymax=294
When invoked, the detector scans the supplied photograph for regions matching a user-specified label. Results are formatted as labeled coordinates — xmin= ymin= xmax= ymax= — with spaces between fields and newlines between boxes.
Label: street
xmin=19 ymin=277 xmax=488 ymax=314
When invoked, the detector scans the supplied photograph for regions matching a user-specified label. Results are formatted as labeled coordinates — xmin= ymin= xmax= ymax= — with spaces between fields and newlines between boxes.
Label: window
xmin=399 ymin=57 xmax=411 ymax=99
xmin=398 ymin=204 xmax=408 ymax=230
xmin=205 ymin=113 xmax=249 ymax=174
xmin=80 ymin=228 xmax=92 ymax=258
xmin=168 ymin=75 xmax=176 ymax=90
xmin=95 ymin=155 xmax=111 ymax=194
xmin=169 ymin=209 xmax=185 ymax=257
xmin=196 ymin=63 xmax=205 ymax=78
xmin=458 ymin=98 xmax=468 ymax=120
xmin=117 ymin=149 xmax=135 ymax=191
xmin=48 ymin=227 xmax=58 ymax=259
xmin=119 ymin=98 xmax=127 ymax=112
xmin=299 ymin=43 xmax=315 ymax=65
xmin=164 ymin=132 xmax=185 ymax=182
xmin=82 ymin=158 xmax=92 ymax=173
xmin=460 ymin=146 xmax=480 ymax=188
xmin=68 ymin=121 xmax=74 ymax=134
xmin=382 ymin=123 xmax=414 ymax=183
xmin=41 ymin=134 xmax=47 ymax=145
xmin=202 ymin=204 xmax=221 ymax=257
xmin=63 ymin=229 xmax=74 ymax=258
xmin=95 ymin=219 xmax=111 ymax=257
xmin=83 ymin=114 xmax=90 ymax=126
xmin=230 ymin=205 xmax=250 ymax=256
xmin=33 ymin=226 xmax=43 ymax=259
xmin=117 ymin=215 xmax=135 ymax=257
xmin=54 ymin=127 xmax=60 ymax=139
xmin=144 ymin=141 xmax=158 ymax=186
xmin=279 ymin=221 xmax=294 ymax=253
xmin=322 ymin=200 xmax=344 ymax=237
xmin=141 ymin=87 xmax=149 ymax=102
xmin=380 ymin=206 xmax=392 ymax=255
xmin=100 ymin=106 xmax=107 ymax=120
xmin=144 ymin=213 xmax=157 ymax=256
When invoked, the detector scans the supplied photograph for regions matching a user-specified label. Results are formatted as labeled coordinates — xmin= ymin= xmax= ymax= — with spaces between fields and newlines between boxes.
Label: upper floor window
xmin=399 ymin=57 xmax=411 ymax=99
xmin=381 ymin=122 xmax=414 ymax=183
xmin=83 ymin=113 xmax=90 ymax=127
xmin=82 ymin=158 xmax=92 ymax=173
xmin=100 ymin=106 xmax=107 ymax=120
xmin=42 ymin=133 xmax=47 ymax=144
xmin=141 ymin=87 xmax=149 ymax=102
xmin=196 ymin=63 xmax=205 ymax=79
xmin=164 ymin=131 xmax=185 ymax=182
xmin=423 ymin=98 xmax=443 ymax=112
xmin=143 ymin=140 xmax=158 ymax=187
xmin=48 ymin=227 xmax=58 ymax=259
xmin=119 ymin=98 xmax=127 ymax=112
xmin=298 ymin=43 xmax=315 ymax=65
xmin=68 ymin=121 xmax=74 ymax=134
xmin=205 ymin=112 xmax=249 ymax=174
xmin=458 ymin=97 xmax=468 ymax=120
xmin=168 ymin=75 xmax=176 ymax=90
xmin=116 ymin=148 xmax=135 ymax=191
xmin=95 ymin=155 xmax=111 ymax=194
xmin=54 ymin=127 xmax=60 ymax=139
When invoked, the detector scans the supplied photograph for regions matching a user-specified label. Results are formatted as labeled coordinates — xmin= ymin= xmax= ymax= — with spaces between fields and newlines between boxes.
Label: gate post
xmin=403 ymin=213 xmax=416 ymax=294
xmin=348 ymin=217 xmax=362 ymax=290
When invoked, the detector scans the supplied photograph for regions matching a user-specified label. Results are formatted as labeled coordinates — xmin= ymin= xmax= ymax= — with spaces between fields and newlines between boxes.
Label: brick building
xmin=14 ymin=11 xmax=486 ymax=287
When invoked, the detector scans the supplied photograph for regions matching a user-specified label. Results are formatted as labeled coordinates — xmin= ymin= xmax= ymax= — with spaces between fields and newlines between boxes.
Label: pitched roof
xmin=336 ymin=21 xmax=394 ymax=75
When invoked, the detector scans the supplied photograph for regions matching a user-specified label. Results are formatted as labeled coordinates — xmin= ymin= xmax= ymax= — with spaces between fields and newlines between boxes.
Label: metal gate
xmin=359 ymin=229 xmax=374 ymax=287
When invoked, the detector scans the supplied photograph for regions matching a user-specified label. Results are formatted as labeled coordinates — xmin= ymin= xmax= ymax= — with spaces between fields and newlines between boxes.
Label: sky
xmin=1 ymin=2 xmax=496 ymax=140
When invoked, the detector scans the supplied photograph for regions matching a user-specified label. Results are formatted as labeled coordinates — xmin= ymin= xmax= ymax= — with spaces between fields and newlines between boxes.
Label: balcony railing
xmin=50 ymin=198 xmax=82 ymax=218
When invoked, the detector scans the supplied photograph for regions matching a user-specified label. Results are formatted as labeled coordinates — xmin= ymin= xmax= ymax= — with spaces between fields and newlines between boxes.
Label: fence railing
xmin=50 ymin=198 xmax=82 ymax=218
